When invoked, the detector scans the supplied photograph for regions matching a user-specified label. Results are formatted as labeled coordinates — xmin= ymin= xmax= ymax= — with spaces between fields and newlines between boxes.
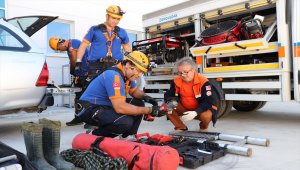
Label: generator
xmin=132 ymin=34 xmax=187 ymax=64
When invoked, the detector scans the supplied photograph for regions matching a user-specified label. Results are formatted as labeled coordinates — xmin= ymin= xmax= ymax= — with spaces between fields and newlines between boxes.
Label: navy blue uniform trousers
xmin=78 ymin=98 xmax=144 ymax=138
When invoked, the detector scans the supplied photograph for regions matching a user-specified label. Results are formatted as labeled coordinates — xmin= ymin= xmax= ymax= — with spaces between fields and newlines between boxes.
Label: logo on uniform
xmin=205 ymin=85 xmax=211 ymax=90
xmin=206 ymin=91 xmax=212 ymax=96
xmin=113 ymin=82 xmax=121 ymax=88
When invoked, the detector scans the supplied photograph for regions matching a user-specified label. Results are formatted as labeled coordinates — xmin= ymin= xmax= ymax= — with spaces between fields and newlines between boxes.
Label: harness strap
xmin=108 ymin=67 xmax=132 ymax=96
xmin=97 ymin=24 xmax=120 ymax=58
xmin=127 ymin=145 xmax=140 ymax=169
xmin=103 ymin=32 xmax=117 ymax=57
xmin=91 ymin=137 xmax=106 ymax=157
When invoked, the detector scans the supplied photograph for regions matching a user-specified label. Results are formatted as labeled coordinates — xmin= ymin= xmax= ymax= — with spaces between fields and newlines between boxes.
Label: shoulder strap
xmin=93 ymin=24 xmax=107 ymax=32
xmin=114 ymin=26 xmax=120 ymax=35
xmin=107 ymin=67 xmax=125 ymax=82
xmin=93 ymin=24 xmax=120 ymax=34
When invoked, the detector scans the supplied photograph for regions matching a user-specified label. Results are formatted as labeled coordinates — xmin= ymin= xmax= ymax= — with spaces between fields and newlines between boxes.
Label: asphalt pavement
xmin=0 ymin=101 xmax=300 ymax=170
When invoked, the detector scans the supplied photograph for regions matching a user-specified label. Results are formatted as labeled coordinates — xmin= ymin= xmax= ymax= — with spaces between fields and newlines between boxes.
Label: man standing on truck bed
xmin=74 ymin=5 xmax=131 ymax=79
xmin=164 ymin=57 xmax=218 ymax=132
xmin=49 ymin=37 xmax=89 ymax=126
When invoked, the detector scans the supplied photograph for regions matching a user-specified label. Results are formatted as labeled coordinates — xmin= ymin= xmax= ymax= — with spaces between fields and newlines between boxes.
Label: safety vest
xmin=174 ymin=73 xmax=216 ymax=111
xmin=95 ymin=24 xmax=120 ymax=57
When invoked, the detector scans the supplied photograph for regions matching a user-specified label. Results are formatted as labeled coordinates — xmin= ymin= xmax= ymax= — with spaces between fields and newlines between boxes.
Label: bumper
xmin=38 ymin=93 xmax=54 ymax=112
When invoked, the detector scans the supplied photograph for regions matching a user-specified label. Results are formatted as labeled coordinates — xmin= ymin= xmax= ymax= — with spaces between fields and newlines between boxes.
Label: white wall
xmin=5 ymin=0 xmax=186 ymax=106
xmin=5 ymin=0 xmax=147 ymax=84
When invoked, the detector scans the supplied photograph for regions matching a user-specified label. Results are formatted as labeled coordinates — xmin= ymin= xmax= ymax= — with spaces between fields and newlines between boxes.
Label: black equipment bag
xmin=0 ymin=142 xmax=37 ymax=170
xmin=135 ymin=133 xmax=227 ymax=169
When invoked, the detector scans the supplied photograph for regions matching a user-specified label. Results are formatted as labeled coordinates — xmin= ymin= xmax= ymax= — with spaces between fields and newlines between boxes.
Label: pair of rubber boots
xmin=21 ymin=118 xmax=75 ymax=170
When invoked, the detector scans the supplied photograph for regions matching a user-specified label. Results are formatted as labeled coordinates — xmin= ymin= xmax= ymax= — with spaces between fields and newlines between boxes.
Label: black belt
xmin=103 ymin=58 xmax=120 ymax=64
xmin=78 ymin=100 xmax=112 ymax=110
xmin=89 ymin=58 xmax=120 ymax=64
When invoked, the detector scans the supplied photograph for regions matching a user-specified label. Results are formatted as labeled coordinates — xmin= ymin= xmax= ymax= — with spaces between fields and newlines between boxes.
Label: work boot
xmin=21 ymin=122 xmax=56 ymax=170
xmin=66 ymin=116 xmax=83 ymax=126
xmin=199 ymin=128 xmax=208 ymax=133
xmin=39 ymin=118 xmax=75 ymax=170
xmin=83 ymin=123 xmax=97 ymax=129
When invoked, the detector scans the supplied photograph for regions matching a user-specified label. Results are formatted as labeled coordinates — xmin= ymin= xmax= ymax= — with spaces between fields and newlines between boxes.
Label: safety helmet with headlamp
xmin=106 ymin=5 xmax=125 ymax=19
xmin=49 ymin=36 xmax=65 ymax=51
xmin=124 ymin=51 xmax=149 ymax=73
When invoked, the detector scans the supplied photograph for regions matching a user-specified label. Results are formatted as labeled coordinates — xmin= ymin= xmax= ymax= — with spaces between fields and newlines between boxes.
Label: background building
xmin=1 ymin=0 xmax=186 ymax=106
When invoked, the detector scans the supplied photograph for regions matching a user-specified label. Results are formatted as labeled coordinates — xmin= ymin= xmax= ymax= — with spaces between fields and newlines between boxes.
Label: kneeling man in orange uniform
xmin=164 ymin=57 xmax=217 ymax=132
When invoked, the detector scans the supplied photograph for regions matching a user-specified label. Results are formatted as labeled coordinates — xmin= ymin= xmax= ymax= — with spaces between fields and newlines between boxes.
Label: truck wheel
xmin=233 ymin=101 xmax=265 ymax=112
xmin=216 ymin=100 xmax=227 ymax=118
xmin=219 ymin=100 xmax=233 ymax=117
xmin=257 ymin=101 xmax=267 ymax=110
xmin=210 ymin=79 xmax=231 ymax=118
xmin=212 ymin=86 xmax=227 ymax=118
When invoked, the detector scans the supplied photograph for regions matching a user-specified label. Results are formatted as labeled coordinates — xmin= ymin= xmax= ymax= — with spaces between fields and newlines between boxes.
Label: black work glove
xmin=75 ymin=62 xmax=82 ymax=73
xmin=143 ymin=94 xmax=158 ymax=106
xmin=149 ymin=106 xmax=166 ymax=117
xmin=166 ymin=97 xmax=180 ymax=103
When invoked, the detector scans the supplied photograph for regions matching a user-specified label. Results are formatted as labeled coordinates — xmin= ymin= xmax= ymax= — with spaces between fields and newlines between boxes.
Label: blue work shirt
xmin=67 ymin=39 xmax=89 ymax=76
xmin=80 ymin=64 xmax=137 ymax=106
xmin=83 ymin=25 xmax=129 ymax=61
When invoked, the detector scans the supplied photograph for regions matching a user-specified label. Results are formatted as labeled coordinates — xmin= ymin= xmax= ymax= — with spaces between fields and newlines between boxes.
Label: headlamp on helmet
xmin=106 ymin=5 xmax=125 ymax=19
xmin=124 ymin=51 xmax=149 ymax=73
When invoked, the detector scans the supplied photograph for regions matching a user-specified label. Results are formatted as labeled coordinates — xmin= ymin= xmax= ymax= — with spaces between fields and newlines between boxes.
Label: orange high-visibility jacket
xmin=164 ymin=73 xmax=217 ymax=125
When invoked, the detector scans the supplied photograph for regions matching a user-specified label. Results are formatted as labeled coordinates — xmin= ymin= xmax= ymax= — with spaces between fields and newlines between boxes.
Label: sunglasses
xmin=178 ymin=69 xmax=193 ymax=76
xmin=56 ymin=39 xmax=65 ymax=50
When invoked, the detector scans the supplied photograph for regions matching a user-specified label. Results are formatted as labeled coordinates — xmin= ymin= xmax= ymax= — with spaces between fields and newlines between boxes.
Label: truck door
xmin=291 ymin=0 xmax=300 ymax=102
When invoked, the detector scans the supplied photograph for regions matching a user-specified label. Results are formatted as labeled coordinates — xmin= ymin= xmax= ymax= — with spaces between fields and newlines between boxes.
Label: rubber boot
xmin=39 ymin=118 xmax=75 ymax=170
xmin=21 ymin=122 xmax=56 ymax=170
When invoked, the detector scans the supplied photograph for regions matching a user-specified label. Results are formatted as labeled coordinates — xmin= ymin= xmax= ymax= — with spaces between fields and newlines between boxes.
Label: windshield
xmin=8 ymin=17 xmax=40 ymax=32
xmin=6 ymin=16 xmax=57 ymax=37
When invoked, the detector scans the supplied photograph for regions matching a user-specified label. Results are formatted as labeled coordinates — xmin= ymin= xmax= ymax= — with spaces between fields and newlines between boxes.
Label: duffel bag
xmin=72 ymin=133 xmax=179 ymax=170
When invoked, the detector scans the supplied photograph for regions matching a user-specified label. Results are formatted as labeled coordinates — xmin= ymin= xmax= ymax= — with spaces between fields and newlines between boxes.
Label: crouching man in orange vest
xmin=164 ymin=57 xmax=217 ymax=132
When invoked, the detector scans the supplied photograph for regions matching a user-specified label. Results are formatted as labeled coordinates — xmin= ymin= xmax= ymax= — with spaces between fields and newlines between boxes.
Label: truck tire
xmin=233 ymin=101 xmax=266 ymax=112
xmin=219 ymin=100 xmax=233 ymax=117
xmin=216 ymin=100 xmax=227 ymax=118
xmin=211 ymin=86 xmax=232 ymax=118
xmin=257 ymin=101 xmax=267 ymax=110
xmin=210 ymin=79 xmax=230 ymax=118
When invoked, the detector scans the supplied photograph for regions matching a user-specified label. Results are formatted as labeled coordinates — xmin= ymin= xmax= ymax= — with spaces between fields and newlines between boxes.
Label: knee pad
xmin=75 ymin=99 xmax=83 ymax=114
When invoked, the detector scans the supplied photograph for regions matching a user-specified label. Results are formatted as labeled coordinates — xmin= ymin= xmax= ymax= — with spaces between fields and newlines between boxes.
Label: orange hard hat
xmin=49 ymin=36 xmax=64 ymax=50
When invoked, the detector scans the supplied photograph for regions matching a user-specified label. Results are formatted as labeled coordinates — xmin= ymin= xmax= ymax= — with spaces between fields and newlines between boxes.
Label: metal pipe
xmin=52 ymin=80 xmax=62 ymax=92
xmin=197 ymin=140 xmax=252 ymax=157
xmin=218 ymin=134 xmax=270 ymax=146
xmin=0 ymin=155 xmax=17 ymax=163
xmin=218 ymin=143 xmax=253 ymax=157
